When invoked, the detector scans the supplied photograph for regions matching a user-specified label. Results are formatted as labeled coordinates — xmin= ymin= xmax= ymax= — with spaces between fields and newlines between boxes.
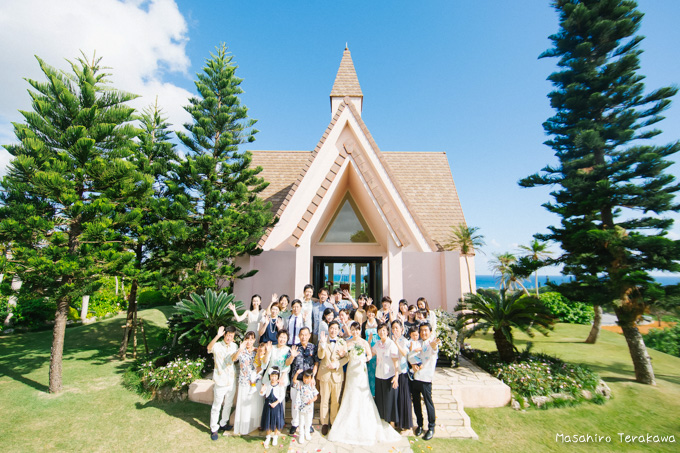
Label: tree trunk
xmin=119 ymin=278 xmax=139 ymax=359
xmin=49 ymin=296 xmax=70 ymax=393
xmin=585 ymin=305 xmax=602 ymax=344
xmin=619 ymin=320 xmax=656 ymax=385
xmin=493 ymin=328 xmax=515 ymax=363
xmin=465 ymin=256 xmax=474 ymax=295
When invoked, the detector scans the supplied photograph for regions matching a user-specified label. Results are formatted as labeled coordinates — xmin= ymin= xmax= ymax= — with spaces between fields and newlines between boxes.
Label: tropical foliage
xmin=457 ymin=289 xmax=555 ymax=362
xmin=168 ymin=289 xmax=246 ymax=346
xmin=445 ymin=225 xmax=485 ymax=294
xmin=642 ymin=326 xmax=680 ymax=358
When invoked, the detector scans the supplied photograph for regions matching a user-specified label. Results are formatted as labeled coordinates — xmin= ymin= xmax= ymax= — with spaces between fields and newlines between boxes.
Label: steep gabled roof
xmin=250 ymin=150 xmax=311 ymax=215
xmin=330 ymin=47 xmax=363 ymax=98
xmin=381 ymin=152 xmax=466 ymax=250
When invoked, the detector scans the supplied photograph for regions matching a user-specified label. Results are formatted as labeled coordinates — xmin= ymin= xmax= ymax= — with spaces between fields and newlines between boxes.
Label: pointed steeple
xmin=330 ymin=46 xmax=363 ymax=116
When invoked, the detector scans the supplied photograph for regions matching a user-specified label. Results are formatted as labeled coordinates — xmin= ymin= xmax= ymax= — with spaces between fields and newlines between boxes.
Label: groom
xmin=317 ymin=321 xmax=348 ymax=435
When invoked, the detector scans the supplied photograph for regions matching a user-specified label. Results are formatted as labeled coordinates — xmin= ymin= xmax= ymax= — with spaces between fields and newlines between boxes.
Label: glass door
xmin=312 ymin=256 xmax=382 ymax=302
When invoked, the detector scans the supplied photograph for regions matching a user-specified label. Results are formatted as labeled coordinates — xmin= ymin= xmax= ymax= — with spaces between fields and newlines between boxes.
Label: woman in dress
xmin=372 ymin=322 xmax=400 ymax=426
xmin=260 ymin=367 xmax=285 ymax=447
xmin=417 ymin=297 xmax=437 ymax=334
xmin=259 ymin=302 xmax=284 ymax=344
xmin=232 ymin=331 xmax=264 ymax=435
xmin=229 ymin=295 xmax=263 ymax=338
xmin=362 ymin=304 xmax=379 ymax=396
xmin=327 ymin=322 xmax=402 ymax=446
xmin=391 ymin=320 xmax=413 ymax=431
xmin=262 ymin=330 xmax=293 ymax=418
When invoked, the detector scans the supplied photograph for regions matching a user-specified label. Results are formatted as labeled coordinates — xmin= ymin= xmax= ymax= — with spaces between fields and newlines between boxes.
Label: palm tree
xmin=445 ymin=225 xmax=485 ymax=295
xmin=489 ymin=252 xmax=531 ymax=295
xmin=518 ymin=239 xmax=552 ymax=297
xmin=457 ymin=289 xmax=555 ymax=362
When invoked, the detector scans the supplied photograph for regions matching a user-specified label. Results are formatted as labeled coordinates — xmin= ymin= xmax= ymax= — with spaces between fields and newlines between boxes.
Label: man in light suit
xmin=317 ymin=321 xmax=348 ymax=435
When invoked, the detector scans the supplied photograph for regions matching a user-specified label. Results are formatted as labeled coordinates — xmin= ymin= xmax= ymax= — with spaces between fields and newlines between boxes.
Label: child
xmin=292 ymin=369 xmax=319 ymax=445
xmin=260 ymin=367 xmax=285 ymax=447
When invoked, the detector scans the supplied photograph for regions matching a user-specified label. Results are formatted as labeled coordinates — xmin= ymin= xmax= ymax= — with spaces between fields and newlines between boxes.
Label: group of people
xmin=207 ymin=284 xmax=440 ymax=447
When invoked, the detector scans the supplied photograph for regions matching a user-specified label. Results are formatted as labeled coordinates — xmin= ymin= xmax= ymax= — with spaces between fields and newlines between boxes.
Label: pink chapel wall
xmin=233 ymin=251 xmax=296 ymax=305
xmin=401 ymin=251 xmax=465 ymax=312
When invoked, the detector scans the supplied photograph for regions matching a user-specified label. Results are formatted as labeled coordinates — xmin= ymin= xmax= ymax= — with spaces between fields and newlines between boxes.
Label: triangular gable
xmin=264 ymin=97 xmax=437 ymax=252
xmin=320 ymin=193 xmax=376 ymax=243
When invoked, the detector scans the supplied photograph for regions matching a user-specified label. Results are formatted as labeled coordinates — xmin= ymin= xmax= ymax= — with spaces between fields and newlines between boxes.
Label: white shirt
xmin=211 ymin=341 xmax=237 ymax=387
xmin=260 ymin=382 xmax=286 ymax=402
xmin=374 ymin=337 xmax=399 ymax=379
xmin=395 ymin=336 xmax=410 ymax=374
xmin=414 ymin=339 xmax=438 ymax=383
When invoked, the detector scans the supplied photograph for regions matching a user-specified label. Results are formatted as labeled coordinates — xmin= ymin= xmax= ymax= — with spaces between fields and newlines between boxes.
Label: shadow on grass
xmin=0 ymin=309 xmax=171 ymax=391
xmin=135 ymin=399 xmax=208 ymax=432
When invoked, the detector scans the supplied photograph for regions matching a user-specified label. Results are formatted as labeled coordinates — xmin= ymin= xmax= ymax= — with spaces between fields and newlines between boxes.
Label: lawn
xmin=0 ymin=307 xmax=287 ymax=453
xmin=1 ymin=312 xmax=679 ymax=452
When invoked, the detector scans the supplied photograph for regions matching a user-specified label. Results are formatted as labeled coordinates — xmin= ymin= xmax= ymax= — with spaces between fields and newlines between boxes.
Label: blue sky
xmin=1 ymin=0 xmax=679 ymax=275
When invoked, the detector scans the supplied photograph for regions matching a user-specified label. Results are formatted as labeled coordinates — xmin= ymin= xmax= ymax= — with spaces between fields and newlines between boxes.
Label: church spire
xmin=330 ymin=46 xmax=363 ymax=116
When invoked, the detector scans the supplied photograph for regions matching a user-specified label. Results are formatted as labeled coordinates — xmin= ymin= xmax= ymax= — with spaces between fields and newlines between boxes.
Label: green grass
xmin=3 ymin=314 xmax=679 ymax=453
xmin=0 ymin=307 xmax=289 ymax=453
xmin=432 ymin=324 xmax=680 ymax=453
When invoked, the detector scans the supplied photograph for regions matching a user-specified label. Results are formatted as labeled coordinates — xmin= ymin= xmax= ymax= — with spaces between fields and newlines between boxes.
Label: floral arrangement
xmin=350 ymin=343 xmax=365 ymax=357
xmin=140 ymin=356 xmax=206 ymax=392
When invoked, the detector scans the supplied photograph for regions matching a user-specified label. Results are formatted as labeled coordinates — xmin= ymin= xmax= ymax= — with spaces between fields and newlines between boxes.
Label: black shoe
xmin=423 ymin=429 xmax=435 ymax=441
xmin=210 ymin=431 xmax=218 ymax=441
xmin=220 ymin=423 xmax=233 ymax=432
xmin=321 ymin=424 xmax=329 ymax=436
xmin=289 ymin=425 xmax=297 ymax=435
xmin=309 ymin=425 xmax=315 ymax=434
xmin=414 ymin=426 xmax=423 ymax=437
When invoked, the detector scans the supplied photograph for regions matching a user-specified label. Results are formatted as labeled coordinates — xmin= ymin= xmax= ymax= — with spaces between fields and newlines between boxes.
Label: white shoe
xmin=273 ymin=435 xmax=278 ymax=446
xmin=264 ymin=435 xmax=271 ymax=447
xmin=298 ymin=433 xmax=305 ymax=445
xmin=306 ymin=431 xmax=312 ymax=441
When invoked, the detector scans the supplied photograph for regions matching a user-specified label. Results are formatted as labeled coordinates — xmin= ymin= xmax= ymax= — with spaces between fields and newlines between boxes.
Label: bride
xmin=327 ymin=322 xmax=402 ymax=445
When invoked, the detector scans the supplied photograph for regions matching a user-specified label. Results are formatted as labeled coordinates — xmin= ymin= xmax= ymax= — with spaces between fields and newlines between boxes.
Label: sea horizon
xmin=476 ymin=274 xmax=680 ymax=289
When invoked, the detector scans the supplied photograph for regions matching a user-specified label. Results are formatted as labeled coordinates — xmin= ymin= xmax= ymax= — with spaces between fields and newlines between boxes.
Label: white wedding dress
xmin=327 ymin=346 xmax=402 ymax=446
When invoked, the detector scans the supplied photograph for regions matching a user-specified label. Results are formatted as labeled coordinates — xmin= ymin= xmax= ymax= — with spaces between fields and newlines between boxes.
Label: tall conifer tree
xmin=0 ymin=54 xmax=149 ymax=392
xmin=521 ymin=0 xmax=680 ymax=384
xmin=164 ymin=44 xmax=273 ymax=296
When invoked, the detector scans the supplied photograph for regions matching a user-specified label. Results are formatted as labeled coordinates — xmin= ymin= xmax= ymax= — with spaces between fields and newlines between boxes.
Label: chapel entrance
xmin=312 ymin=256 xmax=382 ymax=303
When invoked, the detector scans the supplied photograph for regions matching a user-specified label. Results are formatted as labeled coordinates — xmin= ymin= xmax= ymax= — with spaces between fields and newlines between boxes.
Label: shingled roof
xmin=248 ymin=149 xmax=466 ymax=249
xmin=330 ymin=47 xmax=363 ymax=97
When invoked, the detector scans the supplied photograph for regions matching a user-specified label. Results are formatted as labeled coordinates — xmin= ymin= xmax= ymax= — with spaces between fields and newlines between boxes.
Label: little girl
xmin=292 ymin=369 xmax=319 ymax=445
xmin=252 ymin=343 xmax=269 ymax=393
xmin=260 ymin=367 xmax=285 ymax=447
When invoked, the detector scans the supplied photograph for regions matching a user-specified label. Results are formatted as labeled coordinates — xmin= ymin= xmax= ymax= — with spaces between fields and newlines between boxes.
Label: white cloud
xmin=0 ymin=0 xmax=193 ymax=173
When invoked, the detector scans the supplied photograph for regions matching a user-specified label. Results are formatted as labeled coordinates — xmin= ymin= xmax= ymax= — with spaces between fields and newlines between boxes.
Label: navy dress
xmin=261 ymin=384 xmax=285 ymax=432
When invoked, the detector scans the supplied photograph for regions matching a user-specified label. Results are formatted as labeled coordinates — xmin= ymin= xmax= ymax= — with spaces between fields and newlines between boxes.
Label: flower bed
xmin=463 ymin=347 xmax=610 ymax=409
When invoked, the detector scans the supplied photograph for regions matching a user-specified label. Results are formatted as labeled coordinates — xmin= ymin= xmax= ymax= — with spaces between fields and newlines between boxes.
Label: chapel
xmin=233 ymin=47 xmax=473 ymax=311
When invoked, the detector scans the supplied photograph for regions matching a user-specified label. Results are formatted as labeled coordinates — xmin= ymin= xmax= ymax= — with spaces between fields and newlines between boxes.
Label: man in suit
xmin=317 ymin=321 xmax=348 ymax=435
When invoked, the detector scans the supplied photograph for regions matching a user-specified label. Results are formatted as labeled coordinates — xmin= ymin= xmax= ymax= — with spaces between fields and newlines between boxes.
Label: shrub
xmin=642 ymin=325 xmax=680 ymax=357
xmin=435 ymin=309 xmax=459 ymax=366
xmin=140 ymin=356 xmax=206 ymax=392
xmin=138 ymin=290 xmax=171 ymax=307
xmin=539 ymin=292 xmax=593 ymax=324
xmin=13 ymin=297 xmax=55 ymax=327
xmin=463 ymin=347 xmax=601 ymax=405
xmin=89 ymin=292 xmax=127 ymax=318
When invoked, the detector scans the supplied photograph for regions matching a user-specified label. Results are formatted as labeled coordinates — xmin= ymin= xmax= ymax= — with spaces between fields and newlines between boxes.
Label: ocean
xmin=476 ymin=274 xmax=680 ymax=289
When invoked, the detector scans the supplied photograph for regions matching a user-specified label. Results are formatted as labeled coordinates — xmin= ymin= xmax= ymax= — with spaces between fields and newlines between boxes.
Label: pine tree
xmin=164 ymin=44 xmax=274 ymax=297
xmin=520 ymin=0 xmax=680 ymax=384
xmin=118 ymin=102 xmax=178 ymax=358
xmin=0 ymin=54 xmax=149 ymax=392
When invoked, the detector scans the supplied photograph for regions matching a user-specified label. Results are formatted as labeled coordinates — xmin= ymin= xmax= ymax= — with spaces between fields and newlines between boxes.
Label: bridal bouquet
xmin=350 ymin=344 xmax=365 ymax=358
